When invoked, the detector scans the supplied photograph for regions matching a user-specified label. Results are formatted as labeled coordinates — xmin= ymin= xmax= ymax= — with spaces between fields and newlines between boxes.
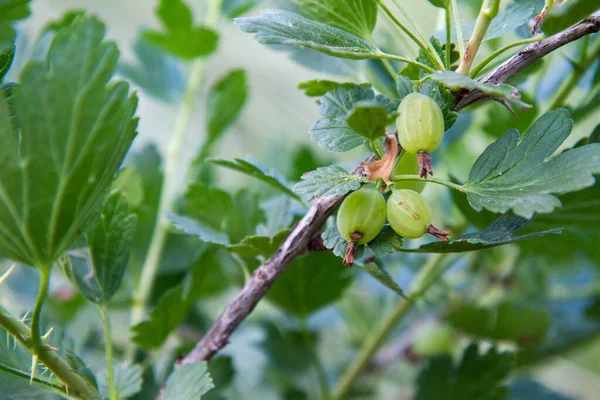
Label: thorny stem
xmin=99 ymin=305 xmax=118 ymax=400
xmin=548 ymin=36 xmax=600 ymax=111
xmin=300 ymin=318 xmax=331 ymax=400
xmin=469 ymin=37 xmax=541 ymax=78
xmin=332 ymin=254 xmax=450 ymax=400
xmin=377 ymin=0 xmax=445 ymax=70
xmin=0 ymin=304 xmax=100 ymax=399
xmin=127 ymin=0 xmax=222 ymax=360
xmin=456 ymin=0 xmax=501 ymax=75
xmin=31 ymin=267 xmax=50 ymax=352
xmin=450 ymin=0 xmax=465 ymax=57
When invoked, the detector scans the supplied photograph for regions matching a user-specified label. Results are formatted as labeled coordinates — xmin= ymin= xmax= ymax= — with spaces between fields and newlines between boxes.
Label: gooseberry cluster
xmin=336 ymin=92 xmax=450 ymax=266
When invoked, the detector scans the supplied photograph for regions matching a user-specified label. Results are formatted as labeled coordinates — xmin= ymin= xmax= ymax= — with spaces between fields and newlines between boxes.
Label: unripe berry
xmin=391 ymin=152 xmax=426 ymax=193
xmin=413 ymin=324 xmax=457 ymax=356
xmin=387 ymin=189 xmax=432 ymax=239
xmin=337 ymin=188 xmax=386 ymax=245
xmin=396 ymin=93 xmax=445 ymax=154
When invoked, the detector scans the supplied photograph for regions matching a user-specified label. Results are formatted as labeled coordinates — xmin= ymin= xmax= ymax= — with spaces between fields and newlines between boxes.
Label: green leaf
xmin=266 ymin=251 xmax=353 ymax=317
xmin=409 ymin=214 xmax=562 ymax=253
xmin=205 ymin=158 xmax=302 ymax=203
xmin=202 ymin=69 xmax=248 ymax=157
xmin=98 ymin=363 xmax=143 ymax=399
xmin=419 ymin=80 xmax=458 ymax=131
xmin=163 ymin=362 xmax=214 ymax=400
xmin=118 ymin=37 xmax=185 ymax=101
xmin=227 ymin=229 xmax=290 ymax=258
xmin=0 ymin=45 xmax=14 ymax=82
xmin=542 ymin=0 xmax=600 ymax=36
xmin=85 ymin=191 xmax=137 ymax=302
xmin=482 ymin=92 xmax=538 ymax=138
xmin=427 ymin=0 xmax=448 ymax=8
xmin=144 ymin=0 xmax=219 ymax=59
xmin=168 ymin=213 xmax=230 ymax=246
xmin=260 ymin=321 xmax=314 ymax=374
xmin=0 ymin=16 xmax=138 ymax=267
xmin=0 ymin=0 xmax=30 ymax=51
xmin=298 ymin=79 xmax=371 ymax=97
xmin=431 ymin=71 xmax=531 ymax=111
xmin=41 ymin=9 xmax=85 ymax=34
xmin=321 ymin=224 xmax=348 ymax=257
xmin=311 ymin=85 xmax=395 ymax=151
xmin=356 ymin=260 xmax=406 ymax=298
xmin=435 ymin=0 xmax=535 ymax=42
xmin=293 ymin=165 xmax=364 ymax=197
xmin=465 ymin=109 xmax=600 ymax=218
xmin=235 ymin=9 xmax=381 ymax=60
xmin=416 ymin=343 xmax=515 ymax=400
xmin=448 ymin=302 xmax=550 ymax=345
xmin=366 ymin=225 xmax=403 ymax=256
xmin=222 ymin=0 xmax=259 ymax=18
xmin=396 ymin=75 xmax=413 ymax=100
xmin=294 ymin=0 xmax=377 ymax=39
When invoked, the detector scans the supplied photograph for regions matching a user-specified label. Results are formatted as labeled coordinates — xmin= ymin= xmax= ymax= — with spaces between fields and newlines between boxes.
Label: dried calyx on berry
xmin=337 ymin=188 xmax=387 ymax=266
xmin=396 ymin=93 xmax=445 ymax=179
xmin=387 ymin=189 xmax=451 ymax=241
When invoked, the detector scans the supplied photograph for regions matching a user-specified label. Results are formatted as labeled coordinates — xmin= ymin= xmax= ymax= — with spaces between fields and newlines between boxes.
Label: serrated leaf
xmin=346 ymin=102 xmax=390 ymax=141
xmin=431 ymin=71 xmax=531 ymax=111
xmin=144 ymin=0 xmax=219 ymax=59
xmin=98 ymin=363 xmax=143 ymax=399
xmin=366 ymin=225 xmax=403 ymax=256
xmin=0 ymin=45 xmax=14 ymax=82
xmin=357 ymin=260 xmax=405 ymax=298
xmin=228 ymin=229 xmax=290 ymax=258
xmin=465 ymin=109 xmax=600 ymax=218
xmin=235 ymin=9 xmax=381 ymax=60
xmin=294 ymin=0 xmax=377 ymax=39
xmin=321 ymin=224 xmax=348 ymax=257
xmin=0 ymin=16 xmax=138 ymax=267
xmin=311 ymin=85 xmax=396 ymax=151
xmin=298 ymin=79 xmax=371 ymax=97
xmin=266 ymin=251 xmax=353 ymax=317
xmin=205 ymin=157 xmax=302 ymax=203
xmin=435 ymin=0 xmax=536 ymax=42
xmin=293 ymin=165 xmax=364 ymax=197
xmin=448 ymin=302 xmax=550 ymax=345
xmin=164 ymin=362 xmax=214 ymax=400
xmin=416 ymin=343 xmax=515 ymax=400
xmin=542 ymin=0 xmax=600 ymax=36
xmin=168 ymin=213 xmax=230 ymax=246
xmin=41 ymin=9 xmax=85 ymax=34
xmin=118 ymin=36 xmax=185 ymax=101
xmin=410 ymin=214 xmax=561 ymax=253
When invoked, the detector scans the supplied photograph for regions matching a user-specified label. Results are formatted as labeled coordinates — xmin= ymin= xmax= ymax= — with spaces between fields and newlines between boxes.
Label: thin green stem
xmin=391 ymin=174 xmax=466 ymax=192
xmin=456 ymin=0 xmax=501 ymax=75
xmin=99 ymin=305 xmax=117 ymax=400
xmin=0 ymin=305 xmax=100 ymax=399
xmin=445 ymin=5 xmax=452 ymax=69
xmin=370 ymin=139 xmax=385 ymax=159
xmin=0 ymin=362 xmax=65 ymax=392
xmin=31 ymin=267 xmax=50 ymax=352
xmin=332 ymin=254 xmax=449 ymax=400
xmin=548 ymin=36 xmax=600 ymax=111
xmin=469 ymin=37 xmax=541 ymax=78
xmin=450 ymin=0 xmax=465 ymax=58
xmin=300 ymin=318 xmax=331 ymax=400
xmin=377 ymin=0 xmax=445 ymax=70
xmin=127 ymin=0 xmax=222 ymax=361
xmin=378 ymin=52 xmax=436 ymax=73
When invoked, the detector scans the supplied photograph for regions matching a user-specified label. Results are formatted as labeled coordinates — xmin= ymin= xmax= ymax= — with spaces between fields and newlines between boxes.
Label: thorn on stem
xmin=30 ymin=354 xmax=39 ymax=384
xmin=417 ymin=152 xmax=433 ymax=179
xmin=427 ymin=225 xmax=452 ymax=241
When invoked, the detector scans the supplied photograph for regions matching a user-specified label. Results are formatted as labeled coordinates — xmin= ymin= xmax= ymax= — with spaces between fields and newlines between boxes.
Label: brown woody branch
xmin=173 ymin=15 xmax=600 ymax=373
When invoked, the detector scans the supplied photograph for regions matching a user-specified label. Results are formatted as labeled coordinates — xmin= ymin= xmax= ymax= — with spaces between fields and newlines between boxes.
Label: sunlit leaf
xmin=293 ymin=165 xmax=365 ymax=197
xmin=294 ymin=0 xmax=377 ymax=39
xmin=163 ymin=362 xmax=214 ymax=400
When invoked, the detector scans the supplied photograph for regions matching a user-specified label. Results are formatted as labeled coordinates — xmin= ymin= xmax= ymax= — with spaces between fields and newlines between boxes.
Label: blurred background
xmin=2 ymin=0 xmax=600 ymax=399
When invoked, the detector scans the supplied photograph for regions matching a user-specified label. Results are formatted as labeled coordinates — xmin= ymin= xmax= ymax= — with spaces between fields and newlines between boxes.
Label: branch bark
xmin=455 ymin=15 xmax=600 ymax=110
xmin=175 ymin=15 xmax=600 ymax=371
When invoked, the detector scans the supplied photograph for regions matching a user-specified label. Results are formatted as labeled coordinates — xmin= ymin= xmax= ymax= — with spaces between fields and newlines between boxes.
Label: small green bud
xmin=337 ymin=188 xmax=386 ymax=245
xmin=387 ymin=189 xmax=432 ymax=239
xmin=396 ymin=93 xmax=445 ymax=154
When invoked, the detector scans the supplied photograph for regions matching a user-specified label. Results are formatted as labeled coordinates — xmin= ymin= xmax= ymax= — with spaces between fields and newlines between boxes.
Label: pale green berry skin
xmin=387 ymin=189 xmax=432 ymax=239
xmin=396 ymin=92 xmax=445 ymax=154
xmin=337 ymin=188 xmax=386 ymax=244
xmin=390 ymin=152 xmax=426 ymax=193
xmin=413 ymin=324 xmax=457 ymax=356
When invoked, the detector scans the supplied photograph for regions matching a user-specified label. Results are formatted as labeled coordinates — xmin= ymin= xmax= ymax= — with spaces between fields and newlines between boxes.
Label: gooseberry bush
xmin=1 ymin=0 xmax=600 ymax=399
